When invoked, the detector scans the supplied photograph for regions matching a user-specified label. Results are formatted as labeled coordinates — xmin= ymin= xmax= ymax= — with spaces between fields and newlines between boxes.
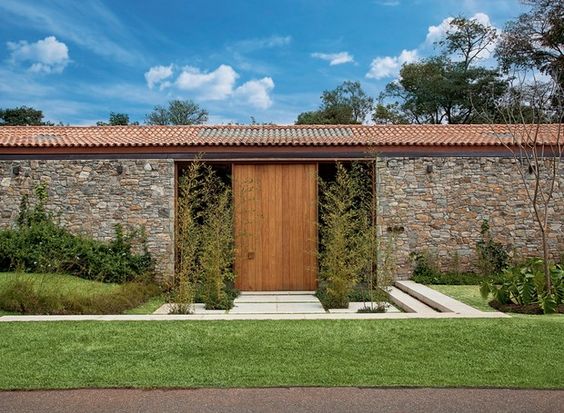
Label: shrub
xmin=199 ymin=179 xmax=234 ymax=310
xmin=476 ymin=219 xmax=508 ymax=276
xmin=410 ymin=250 xmax=440 ymax=279
xmin=412 ymin=271 xmax=497 ymax=285
xmin=480 ymin=259 xmax=564 ymax=314
xmin=0 ymin=277 xmax=159 ymax=315
xmin=0 ymin=185 xmax=153 ymax=283
xmin=318 ymin=163 xmax=366 ymax=308
xmin=171 ymin=162 xmax=235 ymax=312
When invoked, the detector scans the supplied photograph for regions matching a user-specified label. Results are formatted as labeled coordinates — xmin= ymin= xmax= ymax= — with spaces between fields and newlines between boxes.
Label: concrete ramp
xmin=387 ymin=286 xmax=437 ymax=314
xmin=395 ymin=281 xmax=484 ymax=314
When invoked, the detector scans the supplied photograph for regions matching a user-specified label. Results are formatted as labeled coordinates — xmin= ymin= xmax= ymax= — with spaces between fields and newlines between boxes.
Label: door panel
xmin=234 ymin=164 xmax=317 ymax=291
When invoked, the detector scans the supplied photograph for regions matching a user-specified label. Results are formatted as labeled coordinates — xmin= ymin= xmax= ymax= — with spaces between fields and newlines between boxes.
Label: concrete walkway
xmin=2 ymin=388 xmax=562 ymax=413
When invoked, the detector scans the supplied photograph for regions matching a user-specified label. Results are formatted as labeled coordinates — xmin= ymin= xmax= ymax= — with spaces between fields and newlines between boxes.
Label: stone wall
xmin=1 ymin=156 xmax=562 ymax=282
xmin=378 ymin=157 xmax=564 ymax=279
xmin=0 ymin=159 xmax=175 ymax=279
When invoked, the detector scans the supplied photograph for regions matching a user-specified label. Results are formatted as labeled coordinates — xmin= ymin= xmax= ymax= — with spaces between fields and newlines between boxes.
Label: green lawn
xmin=0 ymin=318 xmax=563 ymax=390
xmin=124 ymin=295 xmax=166 ymax=314
xmin=429 ymin=284 xmax=495 ymax=312
xmin=0 ymin=273 xmax=159 ymax=315
xmin=0 ymin=272 xmax=120 ymax=296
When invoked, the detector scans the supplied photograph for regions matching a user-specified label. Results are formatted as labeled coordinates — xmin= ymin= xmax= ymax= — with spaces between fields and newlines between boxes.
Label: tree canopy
xmin=0 ymin=106 xmax=52 ymax=126
xmin=97 ymin=112 xmax=138 ymax=126
xmin=145 ymin=100 xmax=208 ymax=125
xmin=375 ymin=16 xmax=506 ymax=124
xmin=496 ymin=0 xmax=563 ymax=86
xmin=296 ymin=81 xmax=374 ymax=124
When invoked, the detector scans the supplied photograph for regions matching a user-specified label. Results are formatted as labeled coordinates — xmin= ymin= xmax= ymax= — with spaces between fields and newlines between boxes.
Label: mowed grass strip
xmin=429 ymin=285 xmax=496 ymax=312
xmin=1 ymin=317 xmax=563 ymax=390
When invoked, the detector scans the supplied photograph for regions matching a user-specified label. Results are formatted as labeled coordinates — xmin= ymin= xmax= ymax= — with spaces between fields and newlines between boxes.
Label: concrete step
xmin=235 ymin=294 xmax=320 ymax=303
xmin=395 ymin=281 xmax=483 ymax=314
xmin=230 ymin=301 xmax=326 ymax=314
xmin=386 ymin=286 xmax=437 ymax=314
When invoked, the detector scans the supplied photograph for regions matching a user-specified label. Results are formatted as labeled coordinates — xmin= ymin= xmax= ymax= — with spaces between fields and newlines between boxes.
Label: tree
xmin=479 ymin=74 xmax=563 ymax=303
xmin=96 ymin=112 xmax=138 ymax=126
xmin=496 ymin=0 xmax=564 ymax=87
xmin=438 ymin=15 xmax=498 ymax=69
xmin=145 ymin=100 xmax=208 ymax=125
xmin=0 ymin=106 xmax=52 ymax=126
xmin=375 ymin=57 xmax=507 ymax=124
xmin=296 ymin=81 xmax=374 ymax=124
xmin=375 ymin=16 xmax=507 ymax=124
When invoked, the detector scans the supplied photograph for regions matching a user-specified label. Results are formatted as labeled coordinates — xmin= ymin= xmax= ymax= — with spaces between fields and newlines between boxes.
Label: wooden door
xmin=233 ymin=164 xmax=317 ymax=291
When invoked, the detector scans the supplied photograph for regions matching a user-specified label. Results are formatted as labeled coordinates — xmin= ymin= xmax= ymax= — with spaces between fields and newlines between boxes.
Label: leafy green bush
xmin=410 ymin=250 xmax=440 ymax=279
xmin=0 ymin=277 xmax=159 ymax=315
xmin=0 ymin=184 xmax=153 ymax=283
xmin=480 ymin=259 xmax=564 ymax=314
xmin=476 ymin=219 xmax=508 ymax=276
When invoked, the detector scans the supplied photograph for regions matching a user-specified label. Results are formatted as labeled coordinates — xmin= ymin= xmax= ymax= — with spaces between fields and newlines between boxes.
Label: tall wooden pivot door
xmin=233 ymin=164 xmax=317 ymax=291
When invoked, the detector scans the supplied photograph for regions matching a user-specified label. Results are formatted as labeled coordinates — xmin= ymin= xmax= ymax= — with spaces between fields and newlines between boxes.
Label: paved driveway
xmin=1 ymin=388 xmax=563 ymax=413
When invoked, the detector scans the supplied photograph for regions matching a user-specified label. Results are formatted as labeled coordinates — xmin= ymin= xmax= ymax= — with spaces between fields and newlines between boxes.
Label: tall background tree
xmin=97 ymin=112 xmax=138 ymax=126
xmin=481 ymin=0 xmax=563 ymax=297
xmin=145 ymin=100 xmax=208 ymax=125
xmin=296 ymin=81 xmax=374 ymax=124
xmin=374 ymin=16 xmax=506 ymax=124
xmin=496 ymin=0 xmax=564 ymax=89
xmin=0 ymin=106 xmax=53 ymax=126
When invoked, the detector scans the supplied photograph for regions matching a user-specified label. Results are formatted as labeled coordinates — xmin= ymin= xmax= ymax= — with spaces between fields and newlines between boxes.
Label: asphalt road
xmin=1 ymin=387 xmax=563 ymax=413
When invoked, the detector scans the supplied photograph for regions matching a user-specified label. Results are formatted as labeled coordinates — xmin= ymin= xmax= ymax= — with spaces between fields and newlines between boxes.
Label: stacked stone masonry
xmin=0 ymin=157 xmax=562 ymax=281
xmin=379 ymin=157 xmax=563 ymax=278
xmin=0 ymin=159 xmax=175 ymax=279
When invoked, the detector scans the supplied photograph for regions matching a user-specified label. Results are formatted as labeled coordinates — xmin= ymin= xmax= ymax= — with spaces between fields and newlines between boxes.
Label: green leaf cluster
xmin=480 ymin=259 xmax=564 ymax=314
xmin=0 ymin=185 xmax=153 ymax=283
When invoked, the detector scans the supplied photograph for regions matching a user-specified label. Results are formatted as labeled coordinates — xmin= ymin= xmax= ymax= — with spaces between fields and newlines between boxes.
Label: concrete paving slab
xmin=395 ymin=281 xmax=486 ymax=314
xmin=387 ymin=286 xmax=437 ymax=313
xmin=276 ymin=302 xmax=325 ymax=313
xmin=235 ymin=294 xmax=320 ymax=303
xmin=0 ymin=311 xmax=510 ymax=321
xmin=229 ymin=302 xmax=279 ymax=313
xmin=328 ymin=302 xmax=400 ymax=313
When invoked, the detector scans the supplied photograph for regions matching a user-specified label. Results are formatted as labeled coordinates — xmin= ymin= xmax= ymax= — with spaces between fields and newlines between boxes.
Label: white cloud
xmin=311 ymin=52 xmax=354 ymax=66
xmin=366 ymin=49 xmax=418 ymax=79
xmin=176 ymin=64 xmax=239 ymax=100
xmin=366 ymin=11 xmax=498 ymax=80
xmin=144 ymin=63 xmax=276 ymax=109
xmin=425 ymin=16 xmax=454 ymax=44
xmin=374 ymin=0 xmax=400 ymax=6
xmin=0 ymin=0 xmax=143 ymax=64
xmin=229 ymin=35 xmax=292 ymax=53
xmin=234 ymin=77 xmax=275 ymax=109
xmin=144 ymin=64 xmax=173 ymax=89
xmin=7 ymin=36 xmax=69 ymax=74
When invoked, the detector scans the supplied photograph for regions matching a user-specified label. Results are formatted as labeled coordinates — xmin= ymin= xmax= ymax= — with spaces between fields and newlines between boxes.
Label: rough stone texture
xmin=379 ymin=157 xmax=563 ymax=278
xmin=0 ymin=160 xmax=175 ymax=279
xmin=1 ymin=156 xmax=562 ymax=282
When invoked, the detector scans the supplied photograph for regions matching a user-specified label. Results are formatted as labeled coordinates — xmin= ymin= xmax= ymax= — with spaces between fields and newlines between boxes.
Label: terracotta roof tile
xmin=0 ymin=124 xmax=561 ymax=149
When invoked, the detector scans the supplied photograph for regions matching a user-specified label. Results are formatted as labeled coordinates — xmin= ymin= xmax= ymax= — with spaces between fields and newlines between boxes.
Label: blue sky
xmin=0 ymin=0 xmax=527 ymax=125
